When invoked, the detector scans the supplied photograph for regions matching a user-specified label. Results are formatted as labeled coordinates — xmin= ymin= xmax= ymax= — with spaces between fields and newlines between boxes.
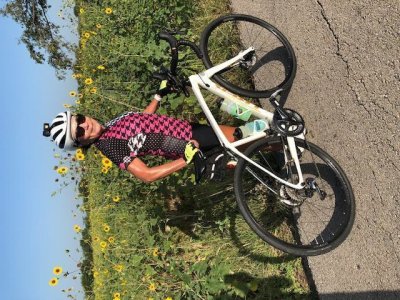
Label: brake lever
xmin=152 ymin=72 xmax=167 ymax=81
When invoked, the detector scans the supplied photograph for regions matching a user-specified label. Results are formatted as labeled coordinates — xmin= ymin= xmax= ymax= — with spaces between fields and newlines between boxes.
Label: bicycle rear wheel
xmin=234 ymin=137 xmax=355 ymax=256
xmin=200 ymin=14 xmax=296 ymax=98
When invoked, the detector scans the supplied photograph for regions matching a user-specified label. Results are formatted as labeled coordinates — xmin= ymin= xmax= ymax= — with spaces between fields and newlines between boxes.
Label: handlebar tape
xmin=159 ymin=32 xmax=178 ymax=48
xmin=178 ymin=40 xmax=203 ymax=59
xmin=159 ymin=32 xmax=178 ymax=75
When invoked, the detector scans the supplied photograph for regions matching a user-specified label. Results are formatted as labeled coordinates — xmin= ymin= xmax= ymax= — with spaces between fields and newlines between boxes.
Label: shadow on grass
xmin=221 ymin=271 xmax=317 ymax=300
xmin=161 ymin=171 xmax=298 ymax=265
xmin=149 ymin=172 xmax=318 ymax=299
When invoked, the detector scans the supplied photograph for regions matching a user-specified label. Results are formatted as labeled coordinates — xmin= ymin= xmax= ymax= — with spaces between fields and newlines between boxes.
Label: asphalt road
xmin=229 ymin=0 xmax=400 ymax=299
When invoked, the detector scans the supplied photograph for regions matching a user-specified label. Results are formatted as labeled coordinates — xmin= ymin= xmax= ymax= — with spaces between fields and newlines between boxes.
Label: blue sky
xmin=0 ymin=2 xmax=84 ymax=299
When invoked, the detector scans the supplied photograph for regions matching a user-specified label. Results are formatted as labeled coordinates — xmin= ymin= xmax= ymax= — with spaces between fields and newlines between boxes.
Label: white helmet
xmin=43 ymin=111 xmax=77 ymax=150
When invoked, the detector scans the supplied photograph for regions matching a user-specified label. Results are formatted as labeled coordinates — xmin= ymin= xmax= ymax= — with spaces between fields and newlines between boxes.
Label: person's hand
xmin=184 ymin=141 xmax=199 ymax=164
xmin=155 ymin=80 xmax=174 ymax=100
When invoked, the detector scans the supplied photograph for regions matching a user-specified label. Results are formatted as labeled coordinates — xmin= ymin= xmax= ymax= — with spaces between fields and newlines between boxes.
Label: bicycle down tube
xmin=189 ymin=48 xmax=305 ymax=189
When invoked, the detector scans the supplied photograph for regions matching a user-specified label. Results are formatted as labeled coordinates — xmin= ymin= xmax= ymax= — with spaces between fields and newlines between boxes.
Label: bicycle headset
xmin=43 ymin=111 xmax=77 ymax=150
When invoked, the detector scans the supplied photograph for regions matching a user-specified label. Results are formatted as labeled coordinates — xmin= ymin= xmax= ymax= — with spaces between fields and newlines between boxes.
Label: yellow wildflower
xmin=96 ymin=24 xmax=102 ymax=29
xmin=93 ymin=271 xmax=99 ymax=278
xmin=100 ymin=241 xmax=107 ymax=248
xmin=79 ymin=8 xmax=84 ymax=14
xmin=152 ymin=248 xmax=159 ymax=257
xmin=78 ymin=93 xmax=83 ymax=98
xmin=114 ymin=264 xmax=124 ymax=272
xmin=75 ymin=99 xmax=81 ymax=105
xmin=102 ymin=157 xmax=112 ymax=168
xmin=69 ymin=91 xmax=77 ymax=97
xmin=103 ymin=224 xmax=110 ymax=232
xmin=83 ymin=32 xmax=90 ymax=39
xmin=76 ymin=153 xmax=85 ymax=161
xmin=101 ymin=166 xmax=109 ymax=174
xmin=74 ymin=224 xmax=81 ymax=233
xmin=148 ymin=283 xmax=156 ymax=292
xmin=112 ymin=196 xmax=120 ymax=203
xmin=105 ymin=7 xmax=113 ymax=14
xmin=113 ymin=292 xmax=121 ymax=300
xmin=63 ymin=104 xmax=72 ymax=109
xmin=108 ymin=236 xmax=115 ymax=243
xmin=97 ymin=65 xmax=105 ymax=70
xmin=49 ymin=278 xmax=58 ymax=286
xmin=57 ymin=166 xmax=68 ymax=175
xmin=84 ymin=78 xmax=93 ymax=85
xmin=165 ymin=297 xmax=173 ymax=300
xmin=93 ymin=236 xmax=100 ymax=242
xmin=53 ymin=266 xmax=63 ymax=276
xmin=90 ymin=87 xmax=97 ymax=94
xmin=76 ymin=148 xmax=83 ymax=155
xmin=72 ymin=74 xmax=77 ymax=78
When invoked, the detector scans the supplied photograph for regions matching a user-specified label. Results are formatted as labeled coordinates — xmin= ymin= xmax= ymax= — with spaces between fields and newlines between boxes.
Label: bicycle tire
xmin=200 ymin=14 xmax=297 ymax=98
xmin=234 ymin=137 xmax=355 ymax=256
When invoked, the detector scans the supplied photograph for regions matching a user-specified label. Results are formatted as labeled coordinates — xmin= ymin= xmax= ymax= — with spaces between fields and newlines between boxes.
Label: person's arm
xmin=143 ymin=97 xmax=160 ymax=114
xmin=127 ymin=157 xmax=187 ymax=183
xmin=126 ymin=140 xmax=200 ymax=183
xmin=143 ymin=80 xmax=174 ymax=114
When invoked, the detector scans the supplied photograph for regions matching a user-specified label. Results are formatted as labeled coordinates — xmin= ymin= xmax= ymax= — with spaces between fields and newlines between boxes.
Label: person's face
xmin=71 ymin=114 xmax=103 ymax=145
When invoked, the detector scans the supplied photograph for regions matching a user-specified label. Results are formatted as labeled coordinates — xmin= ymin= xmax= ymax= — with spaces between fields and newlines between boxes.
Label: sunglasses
xmin=75 ymin=114 xmax=86 ymax=140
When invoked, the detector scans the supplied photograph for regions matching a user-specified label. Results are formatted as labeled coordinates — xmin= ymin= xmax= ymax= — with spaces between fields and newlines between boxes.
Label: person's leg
xmin=191 ymin=123 xmax=237 ymax=151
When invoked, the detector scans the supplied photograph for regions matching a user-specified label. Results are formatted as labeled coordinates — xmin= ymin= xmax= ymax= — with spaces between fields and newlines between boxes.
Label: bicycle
xmin=155 ymin=14 xmax=355 ymax=256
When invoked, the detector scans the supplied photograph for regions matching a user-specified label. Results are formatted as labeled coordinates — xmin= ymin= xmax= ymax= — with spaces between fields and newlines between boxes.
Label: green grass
xmin=67 ymin=0 xmax=315 ymax=299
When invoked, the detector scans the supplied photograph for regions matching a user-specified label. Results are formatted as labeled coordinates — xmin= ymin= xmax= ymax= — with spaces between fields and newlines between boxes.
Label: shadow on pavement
xmin=320 ymin=290 xmax=400 ymax=300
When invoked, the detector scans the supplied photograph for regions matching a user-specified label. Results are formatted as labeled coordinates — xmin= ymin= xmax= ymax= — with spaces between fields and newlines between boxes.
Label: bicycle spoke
xmin=201 ymin=15 xmax=297 ymax=97
xmin=234 ymin=136 xmax=354 ymax=255
xmin=244 ymin=166 xmax=278 ymax=195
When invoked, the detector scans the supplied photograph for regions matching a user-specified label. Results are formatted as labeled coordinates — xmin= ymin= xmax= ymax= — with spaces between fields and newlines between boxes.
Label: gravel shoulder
xmin=230 ymin=0 xmax=400 ymax=298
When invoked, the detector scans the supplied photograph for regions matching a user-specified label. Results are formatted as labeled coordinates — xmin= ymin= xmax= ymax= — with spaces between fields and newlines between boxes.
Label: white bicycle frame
xmin=189 ymin=47 xmax=305 ymax=190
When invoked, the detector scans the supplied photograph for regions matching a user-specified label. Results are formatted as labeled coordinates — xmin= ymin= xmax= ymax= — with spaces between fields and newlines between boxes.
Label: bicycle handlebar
xmin=156 ymin=32 xmax=203 ymax=97
xmin=159 ymin=32 xmax=179 ymax=75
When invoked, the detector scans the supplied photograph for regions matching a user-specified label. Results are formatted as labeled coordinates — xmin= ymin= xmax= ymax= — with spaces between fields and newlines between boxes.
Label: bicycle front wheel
xmin=200 ymin=14 xmax=296 ymax=98
xmin=234 ymin=137 xmax=355 ymax=256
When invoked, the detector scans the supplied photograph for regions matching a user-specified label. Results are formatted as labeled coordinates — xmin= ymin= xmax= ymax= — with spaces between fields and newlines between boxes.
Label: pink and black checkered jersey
xmin=94 ymin=112 xmax=192 ymax=170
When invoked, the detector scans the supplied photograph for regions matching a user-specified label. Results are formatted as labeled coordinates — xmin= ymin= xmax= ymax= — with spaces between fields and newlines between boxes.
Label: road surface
xmin=230 ymin=0 xmax=400 ymax=298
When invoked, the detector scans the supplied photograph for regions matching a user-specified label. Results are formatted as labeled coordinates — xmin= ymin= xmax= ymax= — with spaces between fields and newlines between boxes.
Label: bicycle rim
xmin=200 ymin=14 xmax=297 ymax=98
xmin=234 ymin=137 xmax=355 ymax=256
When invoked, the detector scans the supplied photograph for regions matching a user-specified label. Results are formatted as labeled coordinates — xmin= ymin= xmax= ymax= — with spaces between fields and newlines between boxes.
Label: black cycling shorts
xmin=191 ymin=123 xmax=220 ymax=151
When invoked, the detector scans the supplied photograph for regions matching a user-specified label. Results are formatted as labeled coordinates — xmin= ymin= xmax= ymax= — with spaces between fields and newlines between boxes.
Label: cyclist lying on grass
xmin=43 ymin=81 xmax=237 ymax=183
